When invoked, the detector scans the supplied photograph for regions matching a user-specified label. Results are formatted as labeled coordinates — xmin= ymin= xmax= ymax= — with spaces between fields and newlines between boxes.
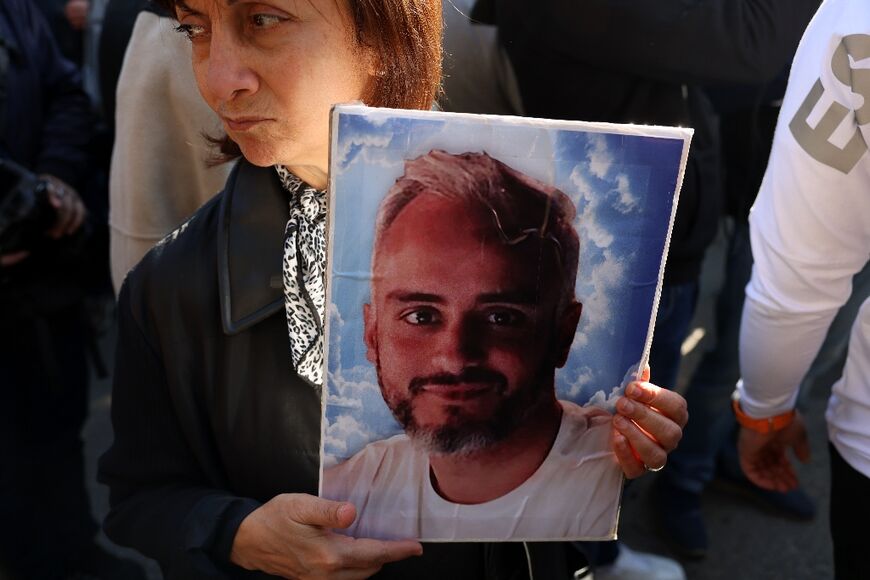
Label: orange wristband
xmin=732 ymin=397 xmax=795 ymax=434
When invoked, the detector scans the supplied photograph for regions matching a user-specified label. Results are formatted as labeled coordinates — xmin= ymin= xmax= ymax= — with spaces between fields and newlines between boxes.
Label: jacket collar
xmin=217 ymin=160 xmax=288 ymax=335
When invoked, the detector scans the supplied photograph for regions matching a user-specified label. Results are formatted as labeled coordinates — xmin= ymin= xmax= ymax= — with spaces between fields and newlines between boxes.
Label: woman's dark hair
xmin=152 ymin=0 xmax=443 ymax=163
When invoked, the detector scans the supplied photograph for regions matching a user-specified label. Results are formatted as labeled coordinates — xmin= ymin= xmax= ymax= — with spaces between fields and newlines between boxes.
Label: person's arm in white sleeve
xmin=735 ymin=2 xmax=870 ymax=491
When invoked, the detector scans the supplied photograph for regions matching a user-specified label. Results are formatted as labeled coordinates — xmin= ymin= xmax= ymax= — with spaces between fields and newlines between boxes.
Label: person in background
xmin=97 ymin=0 xmax=147 ymax=130
xmin=439 ymin=0 xmax=521 ymax=116
xmin=34 ymin=0 xmax=88 ymax=65
xmin=734 ymin=0 xmax=870 ymax=577
xmin=473 ymin=0 xmax=819 ymax=576
xmin=653 ymin=76 xmax=818 ymax=559
xmin=104 ymin=2 xmax=232 ymax=293
xmin=0 ymin=0 xmax=144 ymax=578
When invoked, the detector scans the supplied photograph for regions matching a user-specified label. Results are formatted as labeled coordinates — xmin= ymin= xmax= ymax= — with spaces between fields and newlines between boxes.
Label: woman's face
xmin=177 ymin=0 xmax=373 ymax=182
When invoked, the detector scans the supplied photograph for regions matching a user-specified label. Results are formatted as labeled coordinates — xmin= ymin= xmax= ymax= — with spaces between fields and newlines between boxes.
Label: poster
xmin=320 ymin=104 xmax=692 ymax=541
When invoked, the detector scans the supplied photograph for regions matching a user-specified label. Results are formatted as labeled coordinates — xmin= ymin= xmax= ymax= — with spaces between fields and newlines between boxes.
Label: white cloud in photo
xmin=356 ymin=146 xmax=406 ymax=171
xmin=583 ymin=385 xmax=622 ymax=413
xmin=565 ymin=365 xmax=595 ymax=399
xmin=336 ymin=131 xmax=394 ymax=169
xmin=573 ymin=250 xmax=627 ymax=350
xmin=581 ymin=364 xmax=639 ymax=413
xmin=325 ymin=303 xmax=402 ymax=464
xmin=323 ymin=413 xmax=372 ymax=468
xmin=583 ymin=250 xmax=627 ymax=320
xmin=327 ymin=303 xmax=346 ymax=365
xmin=564 ymin=135 xmax=638 ymax=355
xmin=569 ymin=167 xmax=614 ymax=250
xmin=326 ymin=394 xmax=363 ymax=410
xmin=324 ymin=361 xmax=390 ymax=465
xmin=587 ymin=134 xmax=613 ymax=179
xmin=613 ymin=173 xmax=639 ymax=214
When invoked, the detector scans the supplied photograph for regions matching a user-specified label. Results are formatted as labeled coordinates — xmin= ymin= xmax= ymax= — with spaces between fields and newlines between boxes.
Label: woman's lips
xmin=222 ymin=116 xmax=270 ymax=131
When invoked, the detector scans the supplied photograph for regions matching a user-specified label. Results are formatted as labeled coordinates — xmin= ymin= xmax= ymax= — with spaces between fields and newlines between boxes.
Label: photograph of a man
xmin=321 ymin=150 xmax=623 ymax=540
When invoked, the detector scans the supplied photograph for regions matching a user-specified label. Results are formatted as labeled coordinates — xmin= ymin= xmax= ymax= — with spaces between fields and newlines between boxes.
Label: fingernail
xmin=627 ymin=382 xmax=641 ymax=397
xmin=336 ymin=503 xmax=352 ymax=519
xmin=614 ymin=415 xmax=628 ymax=428
xmin=618 ymin=398 xmax=634 ymax=414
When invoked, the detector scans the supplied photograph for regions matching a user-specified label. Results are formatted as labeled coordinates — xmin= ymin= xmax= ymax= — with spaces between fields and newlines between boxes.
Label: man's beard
xmin=375 ymin=361 xmax=554 ymax=457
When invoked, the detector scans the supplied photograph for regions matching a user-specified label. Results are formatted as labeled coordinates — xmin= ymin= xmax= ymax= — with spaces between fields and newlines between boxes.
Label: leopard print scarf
xmin=276 ymin=166 xmax=326 ymax=388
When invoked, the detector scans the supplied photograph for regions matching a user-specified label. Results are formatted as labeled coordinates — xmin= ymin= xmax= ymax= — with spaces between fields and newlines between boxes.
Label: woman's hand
xmin=611 ymin=367 xmax=688 ymax=479
xmin=231 ymin=493 xmax=422 ymax=579
xmin=41 ymin=175 xmax=87 ymax=238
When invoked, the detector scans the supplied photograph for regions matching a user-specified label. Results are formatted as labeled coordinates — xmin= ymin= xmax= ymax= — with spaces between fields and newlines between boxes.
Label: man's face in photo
xmin=364 ymin=193 xmax=578 ymax=455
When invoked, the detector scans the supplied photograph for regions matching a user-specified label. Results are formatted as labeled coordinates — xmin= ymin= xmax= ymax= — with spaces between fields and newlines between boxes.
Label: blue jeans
xmin=663 ymin=222 xmax=752 ymax=494
xmin=648 ymin=281 xmax=700 ymax=392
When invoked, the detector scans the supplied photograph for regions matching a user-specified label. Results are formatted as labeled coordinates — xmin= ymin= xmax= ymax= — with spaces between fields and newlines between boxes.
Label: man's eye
xmin=174 ymin=23 xmax=208 ymax=41
xmin=401 ymin=309 xmax=440 ymax=326
xmin=486 ymin=311 xmax=523 ymax=326
xmin=251 ymin=13 xmax=283 ymax=28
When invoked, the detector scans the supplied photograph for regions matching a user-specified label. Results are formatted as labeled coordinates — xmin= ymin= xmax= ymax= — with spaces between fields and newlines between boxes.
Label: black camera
xmin=0 ymin=158 xmax=56 ymax=255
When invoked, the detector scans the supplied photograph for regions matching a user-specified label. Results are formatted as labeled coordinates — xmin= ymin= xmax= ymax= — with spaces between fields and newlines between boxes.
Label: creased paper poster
xmin=320 ymin=104 xmax=692 ymax=541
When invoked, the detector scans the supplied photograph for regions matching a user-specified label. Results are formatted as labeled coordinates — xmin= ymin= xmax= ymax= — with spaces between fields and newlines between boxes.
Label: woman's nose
xmin=204 ymin=30 xmax=259 ymax=103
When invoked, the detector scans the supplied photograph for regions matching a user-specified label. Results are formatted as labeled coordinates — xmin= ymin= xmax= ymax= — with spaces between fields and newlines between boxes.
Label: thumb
xmin=290 ymin=495 xmax=356 ymax=529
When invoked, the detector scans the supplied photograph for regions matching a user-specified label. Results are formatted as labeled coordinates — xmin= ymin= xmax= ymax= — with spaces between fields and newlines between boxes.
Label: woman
xmin=98 ymin=0 xmax=688 ymax=578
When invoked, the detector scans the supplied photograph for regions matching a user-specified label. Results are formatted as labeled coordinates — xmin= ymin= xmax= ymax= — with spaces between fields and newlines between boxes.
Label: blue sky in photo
xmin=323 ymin=108 xmax=689 ymax=466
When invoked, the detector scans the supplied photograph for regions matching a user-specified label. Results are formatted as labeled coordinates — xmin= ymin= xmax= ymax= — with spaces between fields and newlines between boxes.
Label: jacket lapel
xmin=217 ymin=161 xmax=287 ymax=335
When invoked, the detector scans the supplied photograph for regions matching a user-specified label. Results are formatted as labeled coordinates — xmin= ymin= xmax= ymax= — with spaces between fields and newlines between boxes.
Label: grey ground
xmin=73 ymin=229 xmax=835 ymax=580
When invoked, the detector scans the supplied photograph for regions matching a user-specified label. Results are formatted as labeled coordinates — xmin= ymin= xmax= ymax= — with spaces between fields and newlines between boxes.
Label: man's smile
xmin=417 ymin=382 xmax=502 ymax=401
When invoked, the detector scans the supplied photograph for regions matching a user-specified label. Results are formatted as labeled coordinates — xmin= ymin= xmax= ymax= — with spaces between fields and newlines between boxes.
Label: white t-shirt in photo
xmin=322 ymin=400 xmax=623 ymax=541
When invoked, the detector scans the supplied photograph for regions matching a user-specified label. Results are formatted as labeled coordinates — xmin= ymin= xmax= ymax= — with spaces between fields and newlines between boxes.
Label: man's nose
xmin=205 ymin=30 xmax=259 ymax=103
xmin=432 ymin=317 xmax=485 ymax=372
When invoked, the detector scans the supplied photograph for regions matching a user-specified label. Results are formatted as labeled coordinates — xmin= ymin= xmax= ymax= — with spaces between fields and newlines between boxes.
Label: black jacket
xmin=481 ymin=0 xmax=819 ymax=284
xmin=0 ymin=0 xmax=95 ymax=314
xmin=99 ymin=160 xmax=579 ymax=580
xmin=0 ymin=0 xmax=91 ymax=186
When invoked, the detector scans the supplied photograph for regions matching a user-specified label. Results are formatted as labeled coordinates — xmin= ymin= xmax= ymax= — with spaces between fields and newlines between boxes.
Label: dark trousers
xmin=648 ymin=281 xmax=700 ymax=391
xmin=829 ymin=444 xmax=870 ymax=580
xmin=663 ymin=223 xmax=752 ymax=494
xmin=0 ymin=305 xmax=98 ymax=579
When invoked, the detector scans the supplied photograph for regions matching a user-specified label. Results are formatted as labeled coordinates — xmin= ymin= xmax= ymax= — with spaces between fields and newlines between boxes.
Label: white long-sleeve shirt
xmin=737 ymin=0 xmax=870 ymax=478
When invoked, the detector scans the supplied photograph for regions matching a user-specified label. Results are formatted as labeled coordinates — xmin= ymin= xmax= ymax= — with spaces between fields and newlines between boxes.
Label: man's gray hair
xmin=373 ymin=150 xmax=580 ymax=307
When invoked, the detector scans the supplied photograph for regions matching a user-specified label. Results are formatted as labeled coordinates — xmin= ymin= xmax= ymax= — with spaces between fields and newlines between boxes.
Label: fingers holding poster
xmin=321 ymin=105 xmax=692 ymax=541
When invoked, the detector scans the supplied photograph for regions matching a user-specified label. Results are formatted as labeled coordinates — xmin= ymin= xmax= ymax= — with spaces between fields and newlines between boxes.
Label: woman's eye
xmin=401 ymin=309 xmax=440 ymax=326
xmin=251 ymin=13 xmax=284 ymax=28
xmin=174 ymin=23 xmax=207 ymax=41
